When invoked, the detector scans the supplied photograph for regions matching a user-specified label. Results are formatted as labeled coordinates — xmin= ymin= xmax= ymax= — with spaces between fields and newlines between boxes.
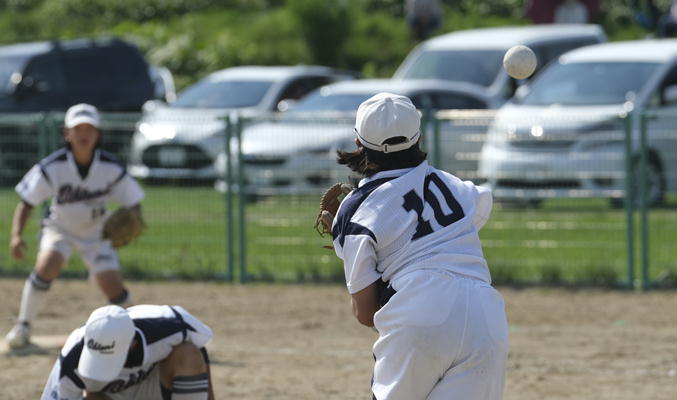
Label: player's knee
xmin=166 ymin=342 xmax=207 ymax=374
xmin=34 ymin=251 xmax=64 ymax=280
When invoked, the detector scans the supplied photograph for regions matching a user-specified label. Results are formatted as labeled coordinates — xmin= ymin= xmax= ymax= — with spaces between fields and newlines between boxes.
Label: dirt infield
xmin=1 ymin=278 xmax=676 ymax=399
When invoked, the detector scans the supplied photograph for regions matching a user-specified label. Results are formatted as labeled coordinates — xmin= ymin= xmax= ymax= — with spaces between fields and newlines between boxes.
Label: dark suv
xmin=0 ymin=37 xmax=155 ymax=112
xmin=0 ymin=38 xmax=157 ymax=184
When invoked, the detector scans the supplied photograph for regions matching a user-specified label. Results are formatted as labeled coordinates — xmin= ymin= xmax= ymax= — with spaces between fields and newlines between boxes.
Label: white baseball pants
xmin=372 ymin=269 xmax=509 ymax=400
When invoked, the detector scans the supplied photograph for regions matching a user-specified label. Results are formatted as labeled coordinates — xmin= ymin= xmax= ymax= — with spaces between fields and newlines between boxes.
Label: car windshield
xmin=521 ymin=62 xmax=660 ymax=106
xmin=289 ymin=91 xmax=374 ymax=112
xmin=173 ymin=79 xmax=274 ymax=108
xmin=0 ymin=55 xmax=28 ymax=94
xmin=398 ymin=49 xmax=504 ymax=87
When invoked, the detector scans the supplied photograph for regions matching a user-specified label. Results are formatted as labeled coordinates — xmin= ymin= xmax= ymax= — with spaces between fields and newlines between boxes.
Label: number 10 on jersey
xmin=402 ymin=173 xmax=465 ymax=240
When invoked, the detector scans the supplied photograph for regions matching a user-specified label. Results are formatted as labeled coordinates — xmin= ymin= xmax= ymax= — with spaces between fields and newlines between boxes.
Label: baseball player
xmin=331 ymin=93 xmax=509 ymax=399
xmin=5 ymin=103 xmax=144 ymax=349
xmin=41 ymin=304 xmax=214 ymax=400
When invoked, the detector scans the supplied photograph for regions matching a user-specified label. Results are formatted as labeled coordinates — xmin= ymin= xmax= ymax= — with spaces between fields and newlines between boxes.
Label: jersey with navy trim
xmin=332 ymin=160 xmax=493 ymax=294
xmin=41 ymin=305 xmax=213 ymax=400
xmin=16 ymin=148 xmax=144 ymax=238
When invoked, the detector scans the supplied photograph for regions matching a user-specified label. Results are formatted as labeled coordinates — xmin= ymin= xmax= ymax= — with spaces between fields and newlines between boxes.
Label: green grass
xmin=1 ymin=186 xmax=676 ymax=287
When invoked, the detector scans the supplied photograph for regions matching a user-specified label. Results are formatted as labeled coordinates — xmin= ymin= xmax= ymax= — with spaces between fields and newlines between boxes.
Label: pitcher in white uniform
xmin=5 ymin=104 xmax=144 ymax=349
xmin=332 ymin=93 xmax=509 ymax=399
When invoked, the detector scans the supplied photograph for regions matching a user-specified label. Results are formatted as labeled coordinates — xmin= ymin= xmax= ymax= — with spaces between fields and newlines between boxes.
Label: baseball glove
xmin=314 ymin=182 xmax=353 ymax=237
xmin=102 ymin=207 xmax=145 ymax=248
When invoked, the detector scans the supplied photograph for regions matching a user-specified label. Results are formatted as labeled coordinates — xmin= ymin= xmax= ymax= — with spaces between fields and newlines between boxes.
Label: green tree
xmin=288 ymin=0 xmax=351 ymax=67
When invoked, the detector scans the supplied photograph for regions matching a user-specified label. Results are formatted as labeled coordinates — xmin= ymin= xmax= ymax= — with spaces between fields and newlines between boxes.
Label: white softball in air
xmin=503 ymin=45 xmax=537 ymax=80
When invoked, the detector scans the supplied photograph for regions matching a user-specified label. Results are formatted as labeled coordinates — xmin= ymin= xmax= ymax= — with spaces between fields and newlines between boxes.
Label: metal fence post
xmin=623 ymin=113 xmax=635 ymax=289
xmin=37 ymin=113 xmax=48 ymax=159
xmin=235 ymin=115 xmax=247 ymax=283
xmin=639 ymin=112 xmax=650 ymax=290
xmin=47 ymin=112 xmax=60 ymax=152
xmin=224 ymin=114 xmax=234 ymax=282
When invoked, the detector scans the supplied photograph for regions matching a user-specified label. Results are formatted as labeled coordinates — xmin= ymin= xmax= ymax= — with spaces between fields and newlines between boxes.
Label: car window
xmin=657 ymin=65 xmax=677 ymax=106
xmin=536 ymin=39 xmax=597 ymax=66
xmin=289 ymin=91 xmax=373 ymax=112
xmin=526 ymin=38 xmax=601 ymax=80
xmin=0 ymin=55 xmax=29 ymax=94
xmin=522 ymin=61 xmax=660 ymax=106
xmin=400 ymin=49 xmax=505 ymax=87
xmin=278 ymin=76 xmax=333 ymax=102
xmin=22 ymin=54 xmax=66 ymax=93
xmin=60 ymin=47 xmax=149 ymax=89
xmin=431 ymin=91 xmax=487 ymax=109
xmin=174 ymin=79 xmax=274 ymax=108
xmin=407 ymin=93 xmax=429 ymax=110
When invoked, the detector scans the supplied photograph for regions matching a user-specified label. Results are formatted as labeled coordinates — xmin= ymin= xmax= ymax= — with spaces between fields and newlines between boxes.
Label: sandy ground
xmin=1 ymin=278 xmax=676 ymax=399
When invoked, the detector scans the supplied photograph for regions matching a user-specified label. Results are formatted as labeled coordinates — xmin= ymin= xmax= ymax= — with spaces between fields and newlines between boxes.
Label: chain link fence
xmin=0 ymin=109 xmax=673 ymax=288
xmin=0 ymin=112 xmax=230 ymax=281
xmin=635 ymin=110 xmax=677 ymax=289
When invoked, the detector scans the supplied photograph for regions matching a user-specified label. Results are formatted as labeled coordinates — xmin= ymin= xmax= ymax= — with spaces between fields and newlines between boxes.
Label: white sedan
xmin=216 ymin=79 xmax=496 ymax=195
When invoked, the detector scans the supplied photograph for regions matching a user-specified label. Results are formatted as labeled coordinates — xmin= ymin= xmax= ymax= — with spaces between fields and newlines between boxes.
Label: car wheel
xmin=610 ymin=156 xmax=665 ymax=208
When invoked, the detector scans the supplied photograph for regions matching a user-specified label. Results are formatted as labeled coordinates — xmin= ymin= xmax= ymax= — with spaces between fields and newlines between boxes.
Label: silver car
xmin=128 ymin=65 xmax=355 ymax=181
xmin=479 ymin=39 xmax=677 ymax=205
xmin=217 ymin=79 xmax=495 ymax=195
xmin=394 ymin=24 xmax=606 ymax=107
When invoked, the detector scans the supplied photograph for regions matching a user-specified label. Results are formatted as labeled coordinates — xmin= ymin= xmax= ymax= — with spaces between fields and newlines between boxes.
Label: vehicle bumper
xmin=479 ymin=143 xmax=626 ymax=200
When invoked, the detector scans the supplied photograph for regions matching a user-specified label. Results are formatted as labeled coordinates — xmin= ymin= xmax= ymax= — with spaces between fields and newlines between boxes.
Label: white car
xmin=127 ymin=65 xmax=355 ymax=181
xmin=479 ymin=39 xmax=677 ymax=205
xmin=394 ymin=24 xmax=606 ymax=107
xmin=217 ymin=79 xmax=495 ymax=195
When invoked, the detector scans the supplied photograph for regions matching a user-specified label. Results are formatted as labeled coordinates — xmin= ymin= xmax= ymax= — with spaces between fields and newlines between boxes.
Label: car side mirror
xmin=663 ymin=84 xmax=677 ymax=105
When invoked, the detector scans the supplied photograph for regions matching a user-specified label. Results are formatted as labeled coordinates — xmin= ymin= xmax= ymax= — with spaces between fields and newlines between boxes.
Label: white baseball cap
xmin=65 ymin=103 xmax=101 ymax=129
xmin=78 ymin=305 xmax=135 ymax=382
xmin=354 ymin=92 xmax=421 ymax=153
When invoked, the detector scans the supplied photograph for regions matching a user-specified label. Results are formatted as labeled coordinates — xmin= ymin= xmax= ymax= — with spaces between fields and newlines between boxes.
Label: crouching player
xmin=41 ymin=305 xmax=214 ymax=400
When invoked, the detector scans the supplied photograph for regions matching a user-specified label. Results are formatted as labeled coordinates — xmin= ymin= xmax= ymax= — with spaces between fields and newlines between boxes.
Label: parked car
xmin=478 ymin=39 xmax=677 ymax=206
xmin=127 ymin=65 xmax=356 ymax=181
xmin=216 ymin=78 xmax=495 ymax=195
xmin=0 ymin=37 xmax=161 ymax=184
xmin=0 ymin=37 xmax=156 ymax=112
xmin=393 ymin=24 xmax=606 ymax=107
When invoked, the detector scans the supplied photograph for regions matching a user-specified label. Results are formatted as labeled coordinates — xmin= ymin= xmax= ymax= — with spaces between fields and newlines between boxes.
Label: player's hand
xmin=10 ymin=236 xmax=27 ymax=260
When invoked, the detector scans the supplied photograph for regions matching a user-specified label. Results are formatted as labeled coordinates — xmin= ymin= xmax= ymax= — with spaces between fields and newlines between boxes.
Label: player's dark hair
xmin=336 ymin=136 xmax=427 ymax=177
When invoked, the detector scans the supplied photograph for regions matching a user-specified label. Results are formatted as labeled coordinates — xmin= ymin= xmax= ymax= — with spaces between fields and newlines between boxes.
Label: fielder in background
xmin=5 ymin=103 xmax=144 ymax=349
xmin=42 ymin=304 xmax=214 ymax=400
xmin=328 ymin=93 xmax=509 ymax=399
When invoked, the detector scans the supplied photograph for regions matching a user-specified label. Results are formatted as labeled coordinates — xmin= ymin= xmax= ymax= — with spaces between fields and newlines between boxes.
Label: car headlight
xmin=138 ymin=122 xmax=176 ymax=141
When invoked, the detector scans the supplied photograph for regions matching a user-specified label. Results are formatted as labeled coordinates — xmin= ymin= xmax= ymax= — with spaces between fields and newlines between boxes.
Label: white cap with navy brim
xmin=354 ymin=92 xmax=421 ymax=153
xmin=65 ymin=103 xmax=101 ymax=129
xmin=78 ymin=305 xmax=135 ymax=382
